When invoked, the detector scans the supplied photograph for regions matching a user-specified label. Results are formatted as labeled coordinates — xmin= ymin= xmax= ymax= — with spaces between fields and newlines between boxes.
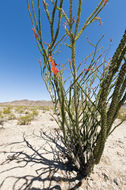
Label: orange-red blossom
xmin=103 ymin=0 xmax=108 ymax=6
xmin=48 ymin=54 xmax=59 ymax=75
xmin=51 ymin=66 xmax=59 ymax=75
xmin=32 ymin=28 xmax=38 ymax=39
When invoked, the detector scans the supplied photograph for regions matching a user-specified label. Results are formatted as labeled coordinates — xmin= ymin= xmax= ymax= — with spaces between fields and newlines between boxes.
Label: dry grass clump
xmin=0 ymin=110 xmax=5 ymax=126
xmin=15 ymin=106 xmax=39 ymax=114
xmin=3 ymin=107 xmax=11 ymax=114
xmin=25 ymin=110 xmax=30 ymax=114
xmin=15 ymin=106 xmax=27 ymax=114
xmin=8 ymin=113 xmax=16 ymax=120
xmin=17 ymin=114 xmax=33 ymax=125
xmin=32 ymin=110 xmax=39 ymax=117
xmin=0 ymin=111 xmax=4 ymax=118
xmin=0 ymin=105 xmax=40 ymax=125
xmin=0 ymin=104 xmax=53 ymax=125
xmin=17 ymin=107 xmax=39 ymax=125
xmin=0 ymin=106 xmax=16 ymax=121
xmin=38 ymin=106 xmax=51 ymax=113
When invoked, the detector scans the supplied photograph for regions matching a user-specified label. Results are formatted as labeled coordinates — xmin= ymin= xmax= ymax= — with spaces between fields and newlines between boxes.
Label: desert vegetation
xmin=0 ymin=104 xmax=125 ymax=124
xmin=0 ymin=0 xmax=125 ymax=189
xmin=27 ymin=0 xmax=126 ymax=178
xmin=3 ymin=106 xmax=11 ymax=115
xmin=17 ymin=114 xmax=34 ymax=125
xmin=0 ymin=105 xmax=53 ymax=126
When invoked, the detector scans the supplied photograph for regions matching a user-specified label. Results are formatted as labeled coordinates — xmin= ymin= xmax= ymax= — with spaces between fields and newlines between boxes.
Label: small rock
xmin=117 ymin=140 xmax=123 ymax=144
xmin=52 ymin=173 xmax=61 ymax=182
xmin=50 ymin=118 xmax=54 ymax=121
xmin=102 ymin=172 xmax=109 ymax=181
xmin=113 ymin=178 xmax=119 ymax=186
xmin=116 ymin=151 xmax=122 ymax=156
xmin=0 ymin=120 xmax=4 ymax=126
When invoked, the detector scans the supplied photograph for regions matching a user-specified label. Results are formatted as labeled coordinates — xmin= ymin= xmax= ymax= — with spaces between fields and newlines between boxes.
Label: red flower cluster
xmin=49 ymin=54 xmax=59 ymax=75
xmin=32 ymin=28 xmax=38 ymax=39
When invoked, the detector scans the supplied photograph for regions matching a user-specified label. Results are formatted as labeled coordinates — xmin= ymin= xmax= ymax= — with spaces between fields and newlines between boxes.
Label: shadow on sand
xmin=0 ymin=128 xmax=83 ymax=190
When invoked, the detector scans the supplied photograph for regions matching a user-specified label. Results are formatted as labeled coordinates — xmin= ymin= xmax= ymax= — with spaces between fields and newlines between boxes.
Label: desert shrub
xmin=3 ymin=107 xmax=11 ymax=114
xmin=0 ymin=111 xmax=4 ymax=118
xmin=15 ymin=106 xmax=26 ymax=114
xmin=38 ymin=106 xmax=51 ymax=112
xmin=25 ymin=110 xmax=30 ymax=114
xmin=27 ymin=0 xmax=126 ymax=178
xmin=17 ymin=114 xmax=33 ymax=125
xmin=32 ymin=110 xmax=39 ymax=117
xmin=8 ymin=113 xmax=16 ymax=120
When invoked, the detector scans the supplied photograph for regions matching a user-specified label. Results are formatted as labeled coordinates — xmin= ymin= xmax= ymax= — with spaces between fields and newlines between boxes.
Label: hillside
xmin=0 ymin=99 xmax=53 ymax=107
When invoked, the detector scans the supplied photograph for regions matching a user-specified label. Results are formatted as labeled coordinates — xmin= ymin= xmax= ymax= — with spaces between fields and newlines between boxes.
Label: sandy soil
xmin=0 ymin=109 xmax=126 ymax=190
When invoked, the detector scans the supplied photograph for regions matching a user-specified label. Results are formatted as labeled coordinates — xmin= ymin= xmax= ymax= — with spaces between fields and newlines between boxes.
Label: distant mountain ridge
xmin=0 ymin=99 xmax=126 ymax=108
xmin=0 ymin=99 xmax=53 ymax=107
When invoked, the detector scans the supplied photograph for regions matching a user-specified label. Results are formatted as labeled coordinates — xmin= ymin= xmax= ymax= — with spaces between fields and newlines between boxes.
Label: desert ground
xmin=0 ymin=102 xmax=126 ymax=190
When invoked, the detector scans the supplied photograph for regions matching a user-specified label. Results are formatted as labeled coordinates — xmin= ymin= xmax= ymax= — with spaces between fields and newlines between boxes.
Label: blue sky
xmin=0 ymin=0 xmax=126 ymax=102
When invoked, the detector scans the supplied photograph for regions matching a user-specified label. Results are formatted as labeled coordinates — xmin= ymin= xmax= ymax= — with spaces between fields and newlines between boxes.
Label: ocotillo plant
xmin=27 ymin=0 xmax=126 ymax=177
